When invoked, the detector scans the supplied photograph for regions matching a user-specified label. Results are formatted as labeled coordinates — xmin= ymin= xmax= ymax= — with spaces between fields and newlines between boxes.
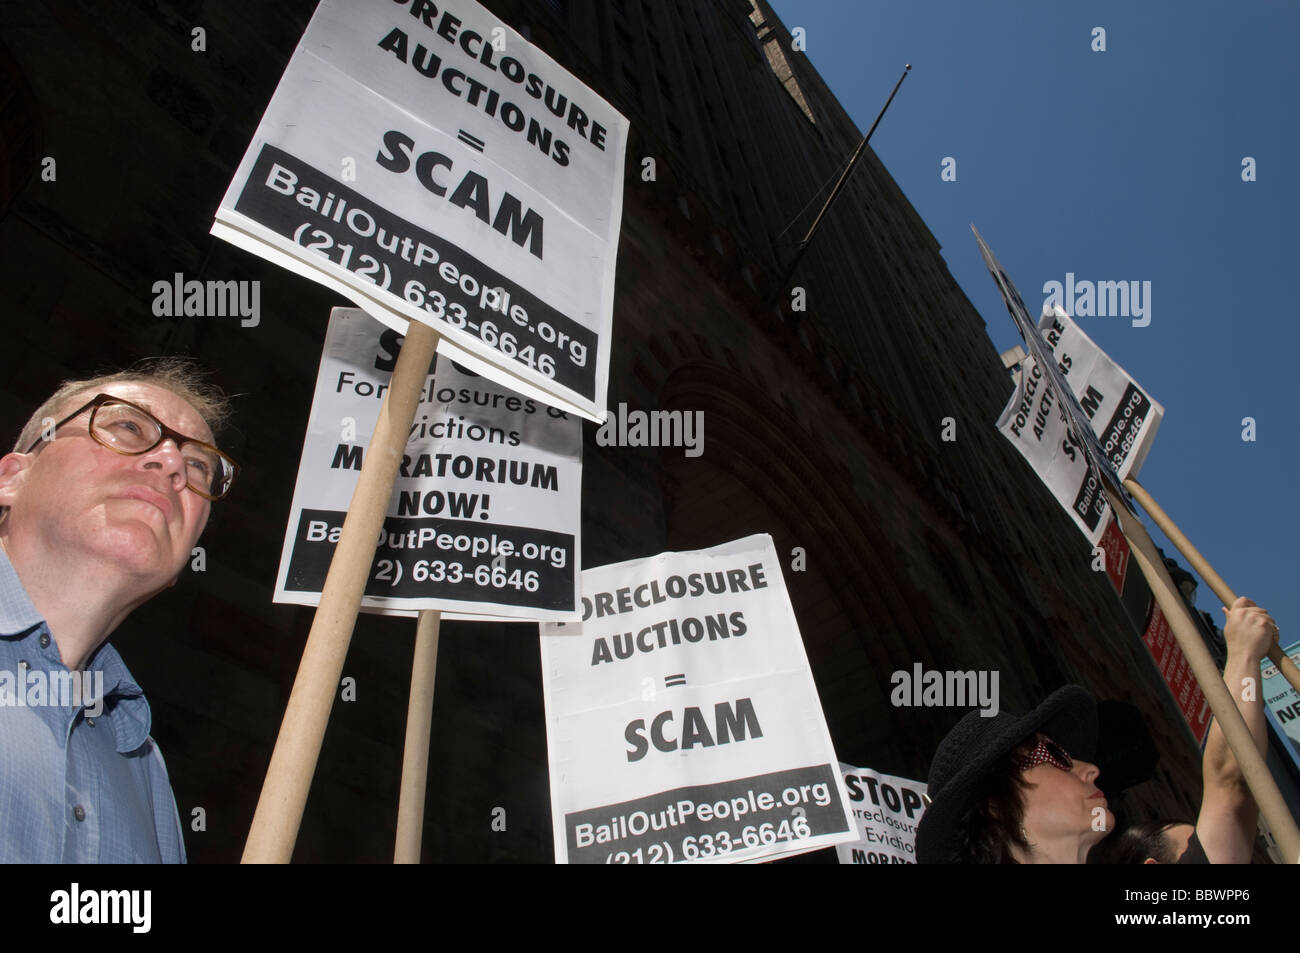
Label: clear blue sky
xmin=771 ymin=0 xmax=1300 ymax=636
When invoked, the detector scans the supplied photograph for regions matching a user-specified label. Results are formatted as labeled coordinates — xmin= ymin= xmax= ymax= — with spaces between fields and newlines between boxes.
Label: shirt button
xmin=73 ymin=805 xmax=86 ymax=822
xmin=85 ymin=717 xmax=96 ymax=727
xmin=39 ymin=633 xmax=50 ymax=649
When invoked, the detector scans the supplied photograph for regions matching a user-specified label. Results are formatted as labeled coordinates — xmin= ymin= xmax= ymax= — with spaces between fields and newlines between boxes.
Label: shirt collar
xmin=0 ymin=545 xmax=153 ymax=752
xmin=85 ymin=641 xmax=151 ymax=752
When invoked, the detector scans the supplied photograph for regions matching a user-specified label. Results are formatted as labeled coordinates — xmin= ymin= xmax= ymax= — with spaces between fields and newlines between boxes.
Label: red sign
xmin=1099 ymin=518 xmax=1130 ymax=594
xmin=1141 ymin=602 xmax=1211 ymax=744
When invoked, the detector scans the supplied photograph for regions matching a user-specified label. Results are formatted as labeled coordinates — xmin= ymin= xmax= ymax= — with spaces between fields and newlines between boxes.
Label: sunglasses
xmin=1013 ymin=736 xmax=1074 ymax=772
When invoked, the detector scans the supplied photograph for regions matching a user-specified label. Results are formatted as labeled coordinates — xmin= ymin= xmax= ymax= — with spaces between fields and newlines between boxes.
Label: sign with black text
xmin=996 ymin=305 xmax=1163 ymax=544
xmin=835 ymin=764 xmax=927 ymax=865
xmin=213 ymin=0 xmax=627 ymax=421
xmin=539 ymin=535 xmax=856 ymax=863
xmin=975 ymin=228 xmax=1136 ymax=514
xmin=275 ymin=308 xmax=582 ymax=621
xmin=1262 ymin=640 xmax=1300 ymax=775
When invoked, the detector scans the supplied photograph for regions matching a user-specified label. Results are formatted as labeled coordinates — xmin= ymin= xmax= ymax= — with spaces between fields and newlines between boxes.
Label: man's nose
xmin=139 ymin=438 xmax=188 ymax=490
xmin=1074 ymin=759 xmax=1101 ymax=783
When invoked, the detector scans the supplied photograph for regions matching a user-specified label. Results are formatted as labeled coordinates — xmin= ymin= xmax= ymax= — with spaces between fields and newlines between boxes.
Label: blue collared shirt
xmin=0 ymin=548 xmax=186 ymax=863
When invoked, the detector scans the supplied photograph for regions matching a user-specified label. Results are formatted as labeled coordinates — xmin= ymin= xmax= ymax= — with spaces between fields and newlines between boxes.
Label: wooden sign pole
xmin=394 ymin=609 xmax=441 ymax=863
xmin=1103 ymin=483 xmax=1300 ymax=862
xmin=1123 ymin=477 xmax=1300 ymax=695
xmin=243 ymin=320 xmax=441 ymax=863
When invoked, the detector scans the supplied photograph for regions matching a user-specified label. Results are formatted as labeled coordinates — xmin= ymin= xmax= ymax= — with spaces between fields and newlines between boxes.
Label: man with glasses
xmin=0 ymin=359 xmax=237 ymax=863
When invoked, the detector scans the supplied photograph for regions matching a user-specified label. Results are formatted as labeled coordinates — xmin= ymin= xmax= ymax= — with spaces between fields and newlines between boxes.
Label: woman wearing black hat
xmin=1089 ymin=596 xmax=1280 ymax=864
xmin=915 ymin=597 xmax=1279 ymax=864
xmin=915 ymin=685 xmax=1111 ymax=863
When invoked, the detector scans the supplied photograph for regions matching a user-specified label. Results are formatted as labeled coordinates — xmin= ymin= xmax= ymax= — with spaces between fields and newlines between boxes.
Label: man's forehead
xmin=74 ymin=382 xmax=212 ymax=442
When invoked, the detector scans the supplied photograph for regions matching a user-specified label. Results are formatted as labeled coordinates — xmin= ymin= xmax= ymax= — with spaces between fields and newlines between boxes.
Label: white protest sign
xmin=975 ymin=228 xmax=1133 ymax=505
xmin=275 ymin=307 xmax=582 ymax=621
xmin=1262 ymin=640 xmax=1300 ymax=746
xmin=212 ymin=0 xmax=627 ymax=422
xmin=539 ymin=534 xmax=856 ymax=864
xmin=995 ymin=305 xmax=1163 ymax=545
xmin=835 ymin=764 xmax=927 ymax=865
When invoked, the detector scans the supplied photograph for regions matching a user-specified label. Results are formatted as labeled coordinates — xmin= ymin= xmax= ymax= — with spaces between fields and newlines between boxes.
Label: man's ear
xmin=0 ymin=453 xmax=35 ymax=509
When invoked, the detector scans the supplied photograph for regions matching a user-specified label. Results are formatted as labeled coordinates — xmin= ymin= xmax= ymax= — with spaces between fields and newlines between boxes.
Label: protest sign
xmin=975 ymin=228 xmax=1126 ymax=499
xmin=212 ymin=0 xmax=627 ymax=422
xmin=1262 ymin=640 xmax=1300 ymax=746
xmin=275 ymin=307 xmax=582 ymax=621
xmin=835 ymin=764 xmax=927 ymax=865
xmin=1262 ymin=640 xmax=1300 ymax=787
xmin=996 ymin=305 xmax=1163 ymax=545
xmin=539 ymin=535 xmax=856 ymax=863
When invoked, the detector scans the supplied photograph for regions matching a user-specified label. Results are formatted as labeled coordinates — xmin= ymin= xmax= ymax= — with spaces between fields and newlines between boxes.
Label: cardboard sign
xmin=835 ymin=764 xmax=928 ymax=865
xmin=539 ymin=535 xmax=856 ymax=864
xmin=213 ymin=0 xmax=627 ymax=421
xmin=275 ymin=307 xmax=582 ymax=621
xmin=996 ymin=306 xmax=1163 ymax=545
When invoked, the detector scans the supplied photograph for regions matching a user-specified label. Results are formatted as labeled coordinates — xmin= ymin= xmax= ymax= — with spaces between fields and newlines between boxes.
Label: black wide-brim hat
xmin=915 ymin=685 xmax=1098 ymax=864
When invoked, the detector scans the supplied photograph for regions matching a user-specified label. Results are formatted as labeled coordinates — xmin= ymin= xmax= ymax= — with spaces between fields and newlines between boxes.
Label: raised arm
xmin=1196 ymin=596 xmax=1278 ymax=863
